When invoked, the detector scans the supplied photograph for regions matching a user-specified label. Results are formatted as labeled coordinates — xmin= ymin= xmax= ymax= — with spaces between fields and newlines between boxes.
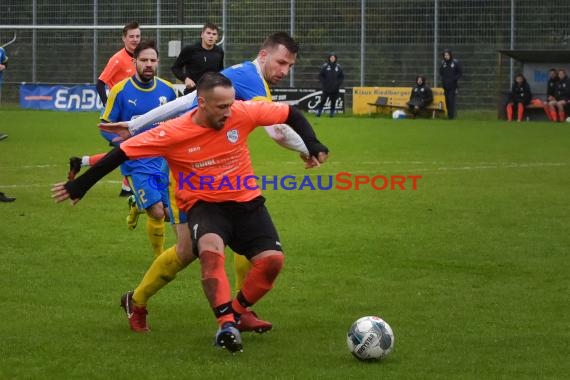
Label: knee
xmin=197 ymin=233 xmax=225 ymax=255
xmin=255 ymin=253 xmax=284 ymax=281
xmin=176 ymin=240 xmax=195 ymax=266
xmin=147 ymin=204 xmax=165 ymax=220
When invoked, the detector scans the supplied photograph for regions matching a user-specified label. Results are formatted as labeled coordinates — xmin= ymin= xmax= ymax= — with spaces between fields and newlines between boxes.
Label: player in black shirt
xmin=171 ymin=23 xmax=224 ymax=94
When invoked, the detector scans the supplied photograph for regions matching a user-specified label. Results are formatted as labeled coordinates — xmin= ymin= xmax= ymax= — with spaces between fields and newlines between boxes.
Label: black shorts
xmin=187 ymin=196 xmax=283 ymax=259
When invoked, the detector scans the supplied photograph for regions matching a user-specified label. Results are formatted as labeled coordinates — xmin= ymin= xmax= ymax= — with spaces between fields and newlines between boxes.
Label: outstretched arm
xmin=98 ymin=91 xmax=197 ymax=139
xmin=284 ymin=107 xmax=329 ymax=168
xmin=263 ymin=124 xmax=310 ymax=157
xmin=128 ymin=91 xmax=197 ymax=135
xmin=51 ymin=147 xmax=128 ymax=203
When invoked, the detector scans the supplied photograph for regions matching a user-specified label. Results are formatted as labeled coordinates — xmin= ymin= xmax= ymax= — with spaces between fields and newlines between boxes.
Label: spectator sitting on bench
xmin=543 ymin=68 xmax=559 ymax=121
xmin=407 ymin=75 xmax=433 ymax=118
xmin=506 ymin=73 xmax=532 ymax=122
xmin=546 ymin=68 xmax=570 ymax=122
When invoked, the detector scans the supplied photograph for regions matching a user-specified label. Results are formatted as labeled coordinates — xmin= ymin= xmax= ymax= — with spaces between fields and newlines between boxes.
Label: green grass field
xmin=0 ymin=108 xmax=569 ymax=379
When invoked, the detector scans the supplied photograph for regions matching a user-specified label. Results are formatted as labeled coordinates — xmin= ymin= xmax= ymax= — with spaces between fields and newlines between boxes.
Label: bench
xmin=368 ymin=96 xmax=445 ymax=118
xmin=526 ymin=98 xmax=545 ymax=110
xmin=501 ymin=98 xmax=547 ymax=121
xmin=524 ymin=99 xmax=570 ymax=121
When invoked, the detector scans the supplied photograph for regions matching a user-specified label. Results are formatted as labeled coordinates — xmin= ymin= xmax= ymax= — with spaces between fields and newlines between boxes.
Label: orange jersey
xmin=98 ymin=48 xmax=135 ymax=88
xmin=121 ymin=100 xmax=291 ymax=212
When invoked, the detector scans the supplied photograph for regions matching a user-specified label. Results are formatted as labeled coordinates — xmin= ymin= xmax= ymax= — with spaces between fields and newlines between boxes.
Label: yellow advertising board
xmin=353 ymin=86 xmax=447 ymax=117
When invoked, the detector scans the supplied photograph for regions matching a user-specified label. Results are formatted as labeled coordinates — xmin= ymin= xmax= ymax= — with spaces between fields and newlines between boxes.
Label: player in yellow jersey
xmin=101 ymin=40 xmax=177 ymax=257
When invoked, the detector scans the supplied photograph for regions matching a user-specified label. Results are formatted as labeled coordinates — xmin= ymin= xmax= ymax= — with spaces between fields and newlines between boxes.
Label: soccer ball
xmin=347 ymin=316 xmax=394 ymax=361
xmin=392 ymin=110 xmax=407 ymax=119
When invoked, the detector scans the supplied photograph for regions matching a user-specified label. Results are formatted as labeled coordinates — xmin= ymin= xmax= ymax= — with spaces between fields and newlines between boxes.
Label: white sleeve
xmin=263 ymin=124 xmax=310 ymax=157
xmin=127 ymin=91 xmax=197 ymax=135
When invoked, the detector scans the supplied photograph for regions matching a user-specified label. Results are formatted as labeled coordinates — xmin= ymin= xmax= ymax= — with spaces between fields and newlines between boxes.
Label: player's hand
xmin=185 ymin=78 xmax=196 ymax=89
xmin=303 ymin=151 xmax=328 ymax=169
xmin=302 ymin=154 xmax=319 ymax=168
xmin=98 ymin=122 xmax=131 ymax=142
xmin=51 ymin=182 xmax=80 ymax=205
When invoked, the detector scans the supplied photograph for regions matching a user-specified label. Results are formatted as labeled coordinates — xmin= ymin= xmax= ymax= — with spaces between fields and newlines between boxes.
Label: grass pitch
xmin=0 ymin=109 xmax=568 ymax=379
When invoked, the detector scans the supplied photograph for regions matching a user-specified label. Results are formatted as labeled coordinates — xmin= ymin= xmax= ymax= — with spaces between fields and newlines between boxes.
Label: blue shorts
xmin=167 ymin=171 xmax=187 ymax=225
xmin=127 ymin=173 xmax=169 ymax=211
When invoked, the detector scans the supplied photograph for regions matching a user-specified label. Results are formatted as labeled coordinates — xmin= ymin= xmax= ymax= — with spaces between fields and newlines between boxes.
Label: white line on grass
xmin=259 ymin=162 xmax=569 ymax=177
xmin=0 ymin=180 xmax=122 ymax=189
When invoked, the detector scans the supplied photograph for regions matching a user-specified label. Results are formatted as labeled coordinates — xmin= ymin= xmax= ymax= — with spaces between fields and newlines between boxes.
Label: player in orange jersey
xmin=70 ymin=21 xmax=141 ymax=186
xmin=96 ymin=21 xmax=141 ymax=106
xmin=52 ymin=72 xmax=329 ymax=353
xmin=67 ymin=33 xmax=309 ymax=335
xmin=75 ymin=21 xmax=141 ymax=197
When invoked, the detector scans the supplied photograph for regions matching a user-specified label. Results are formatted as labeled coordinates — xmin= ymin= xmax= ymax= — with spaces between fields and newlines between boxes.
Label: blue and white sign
xmin=20 ymin=84 xmax=104 ymax=111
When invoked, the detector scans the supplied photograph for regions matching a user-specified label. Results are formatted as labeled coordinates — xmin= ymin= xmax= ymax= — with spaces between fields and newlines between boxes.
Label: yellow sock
xmin=233 ymin=253 xmax=252 ymax=292
xmin=147 ymin=216 xmax=165 ymax=257
xmin=132 ymin=246 xmax=184 ymax=306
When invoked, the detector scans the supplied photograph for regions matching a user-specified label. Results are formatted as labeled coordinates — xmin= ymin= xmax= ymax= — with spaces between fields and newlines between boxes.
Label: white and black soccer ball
xmin=392 ymin=110 xmax=407 ymax=119
xmin=347 ymin=316 xmax=394 ymax=361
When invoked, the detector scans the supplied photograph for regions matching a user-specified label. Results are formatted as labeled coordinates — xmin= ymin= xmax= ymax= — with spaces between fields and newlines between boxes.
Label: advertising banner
xmin=158 ymin=85 xmax=346 ymax=114
xmin=353 ymin=87 xmax=446 ymax=115
xmin=20 ymin=84 xmax=104 ymax=111
xmin=271 ymin=88 xmax=345 ymax=114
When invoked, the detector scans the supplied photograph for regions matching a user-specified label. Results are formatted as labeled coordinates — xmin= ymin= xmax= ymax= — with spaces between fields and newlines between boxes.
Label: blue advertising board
xmin=20 ymin=84 xmax=104 ymax=111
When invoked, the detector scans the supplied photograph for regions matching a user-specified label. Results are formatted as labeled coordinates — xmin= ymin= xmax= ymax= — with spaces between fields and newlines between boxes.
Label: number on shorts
xmin=138 ymin=189 xmax=147 ymax=204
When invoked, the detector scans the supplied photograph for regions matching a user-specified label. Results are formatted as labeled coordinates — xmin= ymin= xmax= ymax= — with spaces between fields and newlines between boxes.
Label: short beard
xmin=139 ymin=73 xmax=154 ymax=83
